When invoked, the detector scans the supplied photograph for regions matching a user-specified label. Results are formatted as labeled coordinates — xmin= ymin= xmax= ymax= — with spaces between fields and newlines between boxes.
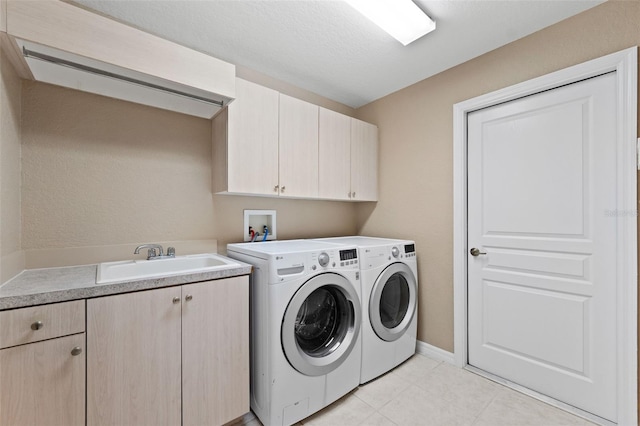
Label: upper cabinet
xmin=213 ymin=79 xmax=378 ymax=202
xmin=319 ymin=107 xmax=351 ymax=200
xmin=350 ymin=118 xmax=378 ymax=201
xmin=279 ymin=94 xmax=319 ymax=198
xmin=4 ymin=0 xmax=235 ymax=118
xmin=212 ymin=78 xmax=279 ymax=195
xmin=318 ymin=109 xmax=378 ymax=201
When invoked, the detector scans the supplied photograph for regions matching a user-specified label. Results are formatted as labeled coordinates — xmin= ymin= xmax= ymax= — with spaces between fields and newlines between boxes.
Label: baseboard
xmin=416 ymin=340 xmax=456 ymax=364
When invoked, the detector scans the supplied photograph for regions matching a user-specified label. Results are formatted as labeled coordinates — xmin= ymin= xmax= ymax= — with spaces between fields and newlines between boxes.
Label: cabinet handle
xmin=185 ymin=294 xmax=193 ymax=302
xmin=352 ymin=192 xmax=356 ymax=198
xmin=274 ymin=185 xmax=279 ymax=192
xmin=281 ymin=186 xmax=286 ymax=192
xmin=31 ymin=321 xmax=44 ymax=331
xmin=71 ymin=346 xmax=82 ymax=356
xmin=172 ymin=297 xmax=181 ymax=304
xmin=348 ymin=192 xmax=352 ymax=198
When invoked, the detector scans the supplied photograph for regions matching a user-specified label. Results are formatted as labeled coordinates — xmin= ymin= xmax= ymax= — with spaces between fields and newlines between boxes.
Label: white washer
xmin=226 ymin=240 xmax=362 ymax=426
xmin=315 ymin=236 xmax=418 ymax=384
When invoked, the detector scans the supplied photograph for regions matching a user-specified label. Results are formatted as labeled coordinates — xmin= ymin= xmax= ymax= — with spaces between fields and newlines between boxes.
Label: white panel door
xmin=467 ymin=72 xmax=617 ymax=421
xmin=279 ymin=94 xmax=319 ymax=198
xmin=319 ymin=107 xmax=351 ymax=200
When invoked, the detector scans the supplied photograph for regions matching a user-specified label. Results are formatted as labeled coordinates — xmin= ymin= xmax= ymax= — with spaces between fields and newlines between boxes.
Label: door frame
xmin=453 ymin=47 xmax=638 ymax=424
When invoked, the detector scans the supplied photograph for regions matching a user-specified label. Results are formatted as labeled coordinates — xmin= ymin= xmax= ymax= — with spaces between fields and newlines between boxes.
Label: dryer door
xmin=282 ymin=273 xmax=361 ymax=376
xmin=369 ymin=262 xmax=417 ymax=342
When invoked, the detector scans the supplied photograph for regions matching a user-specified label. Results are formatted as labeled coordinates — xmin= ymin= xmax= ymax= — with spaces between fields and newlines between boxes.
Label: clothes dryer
xmin=226 ymin=240 xmax=362 ymax=426
xmin=315 ymin=236 xmax=418 ymax=383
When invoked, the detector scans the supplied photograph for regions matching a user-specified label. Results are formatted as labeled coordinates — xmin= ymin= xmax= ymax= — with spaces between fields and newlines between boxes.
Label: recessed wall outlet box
xmin=244 ymin=210 xmax=277 ymax=242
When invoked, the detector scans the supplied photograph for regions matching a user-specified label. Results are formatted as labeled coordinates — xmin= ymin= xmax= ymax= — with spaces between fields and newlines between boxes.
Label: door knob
xmin=470 ymin=248 xmax=487 ymax=256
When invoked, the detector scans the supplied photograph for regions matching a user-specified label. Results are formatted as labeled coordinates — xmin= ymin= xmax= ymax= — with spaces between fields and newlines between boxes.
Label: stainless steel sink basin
xmin=96 ymin=253 xmax=241 ymax=284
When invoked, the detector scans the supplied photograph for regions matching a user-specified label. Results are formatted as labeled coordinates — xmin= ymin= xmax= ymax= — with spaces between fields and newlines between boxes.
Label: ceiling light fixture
xmin=344 ymin=0 xmax=436 ymax=46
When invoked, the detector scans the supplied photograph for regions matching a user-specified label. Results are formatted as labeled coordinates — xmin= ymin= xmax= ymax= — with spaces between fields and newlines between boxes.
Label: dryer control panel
xmin=360 ymin=242 xmax=417 ymax=269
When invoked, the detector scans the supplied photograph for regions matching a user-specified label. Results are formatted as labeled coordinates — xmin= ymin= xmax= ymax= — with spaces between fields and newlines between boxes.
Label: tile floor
xmin=240 ymin=353 xmax=595 ymax=426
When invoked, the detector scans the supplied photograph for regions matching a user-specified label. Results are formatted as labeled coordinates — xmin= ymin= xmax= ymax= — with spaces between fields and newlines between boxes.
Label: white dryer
xmin=226 ymin=240 xmax=362 ymax=426
xmin=315 ymin=236 xmax=418 ymax=384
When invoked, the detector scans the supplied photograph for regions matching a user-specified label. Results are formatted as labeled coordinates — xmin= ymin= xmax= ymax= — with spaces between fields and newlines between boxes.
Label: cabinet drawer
xmin=0 ymin=300 xmax=85 ymax=349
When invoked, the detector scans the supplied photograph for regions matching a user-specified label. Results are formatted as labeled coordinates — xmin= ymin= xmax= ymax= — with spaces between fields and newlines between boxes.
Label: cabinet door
xmin=350 ymin=119 xmax=378 ymax=201
xmin=0 ymin=333 xmax=85 ymax=426
xmin=182 ymin=276 xmax=249 ymax=426
xmin=319 ymin=107 xmax=351 ymax=200
xmin=226 ymin=78 xmax=280 ymax=195
xmin=279 ymin=94 xmax=319 ymax=198
xmin=87 ymin=287 xmax=182 ymax=426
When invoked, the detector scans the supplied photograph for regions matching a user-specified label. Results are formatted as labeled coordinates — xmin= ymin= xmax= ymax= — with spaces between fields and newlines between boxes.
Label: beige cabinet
xmin=182 ymin=278 xmax=249 ymax=425
xmin=319 ymin=109 xmax=379 ymax=201
xmin=279 ymin=94 xmax=319 ymax=198
xmin=213 ymin=81 xmax=320 ymax=199
xmin=213 ymin=79 xmax=377 ymax=201
xmin=212 ymin=78 xmax=279 ymax=195
xmin=319 ymin=107 xmax=352 ymax=200
xmin=213 ymin=78 xmax=279 ymax=196
xmin=87 ymin=276 xmax=249 ymax=426
xmin=350 ymin=118 xmax=378 ymax=201
xmin=87 ymin=286 xmax=182 ymax=425
xmin=0 ymin=301 xmax=86 ymax=426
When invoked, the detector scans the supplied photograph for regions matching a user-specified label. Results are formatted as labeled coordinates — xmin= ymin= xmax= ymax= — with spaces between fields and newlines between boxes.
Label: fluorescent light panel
xmin=345 ymin=0 xmax=435 ymax=46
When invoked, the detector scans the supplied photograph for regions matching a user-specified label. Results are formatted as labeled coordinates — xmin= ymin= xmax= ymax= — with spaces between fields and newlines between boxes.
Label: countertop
xmin=0 ymin=261 xmax=252 ymax=310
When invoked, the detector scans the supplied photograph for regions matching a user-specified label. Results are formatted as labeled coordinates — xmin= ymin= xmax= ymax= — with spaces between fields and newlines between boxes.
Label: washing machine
xmin=226 ymin=240 xmax=362 ymax=426
xmin=315 ymin=236 xmax=418 ymax=384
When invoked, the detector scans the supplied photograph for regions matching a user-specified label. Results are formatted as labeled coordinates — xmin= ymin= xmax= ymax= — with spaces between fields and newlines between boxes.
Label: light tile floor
xmin=240 ymin=353 xmax=595 ymax=426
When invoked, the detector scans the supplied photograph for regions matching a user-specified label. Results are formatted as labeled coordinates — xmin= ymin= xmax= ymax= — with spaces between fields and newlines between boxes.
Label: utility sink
xmin=96 ymin=253 xmax=241 ymax=284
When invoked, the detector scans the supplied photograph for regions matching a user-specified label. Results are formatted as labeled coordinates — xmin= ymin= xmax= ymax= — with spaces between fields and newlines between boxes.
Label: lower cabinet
xmin=87 ymin=276 xmax=249 ymax=426
xmin=0 ymin=333 xmax=86 ymax=426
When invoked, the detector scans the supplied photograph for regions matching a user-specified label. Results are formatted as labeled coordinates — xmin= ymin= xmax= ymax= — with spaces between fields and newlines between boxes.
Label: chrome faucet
xmin=134 ymin=244 xmax=176 ymax=260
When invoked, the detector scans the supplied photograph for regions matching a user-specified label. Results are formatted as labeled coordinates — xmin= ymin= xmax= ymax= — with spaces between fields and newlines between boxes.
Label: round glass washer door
xmin=281 ymin=272 xmax=361 ymax=376
xmin=369 ymin=262 xmax=417 ymax=342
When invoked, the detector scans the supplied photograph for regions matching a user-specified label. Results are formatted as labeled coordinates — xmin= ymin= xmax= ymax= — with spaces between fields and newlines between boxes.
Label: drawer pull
xmin=172 ymin=297 xmax=181 ymax=304
xmin=31 ymin=321 xmax=44 ymax=331
xmin=71 ymin=346 xmax=82 ymax=356
xmin=185 ymin=294 xmax=193 ymax=302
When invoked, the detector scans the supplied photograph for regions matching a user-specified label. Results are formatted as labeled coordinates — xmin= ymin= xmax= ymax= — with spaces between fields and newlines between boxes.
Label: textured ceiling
xmin=72 ymin=0 xmax=605 ymax=108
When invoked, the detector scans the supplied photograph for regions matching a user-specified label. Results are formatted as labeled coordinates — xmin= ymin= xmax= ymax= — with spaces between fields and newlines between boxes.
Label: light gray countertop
xmin=0 ymin=262 xmax=252 ymax=310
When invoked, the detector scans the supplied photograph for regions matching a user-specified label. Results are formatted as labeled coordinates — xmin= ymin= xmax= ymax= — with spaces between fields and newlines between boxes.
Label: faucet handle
xmin=167 ymin=247 xmax=175 ymax=257
xmin=147 ymin=248 xmax=157 ymax=259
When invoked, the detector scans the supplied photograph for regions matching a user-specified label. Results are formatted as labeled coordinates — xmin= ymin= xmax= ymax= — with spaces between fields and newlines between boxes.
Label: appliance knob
xmin=391 ymin=247 xmax=400 ymax=258
xmin=318 ymin=252 xmax=330 ymax=267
